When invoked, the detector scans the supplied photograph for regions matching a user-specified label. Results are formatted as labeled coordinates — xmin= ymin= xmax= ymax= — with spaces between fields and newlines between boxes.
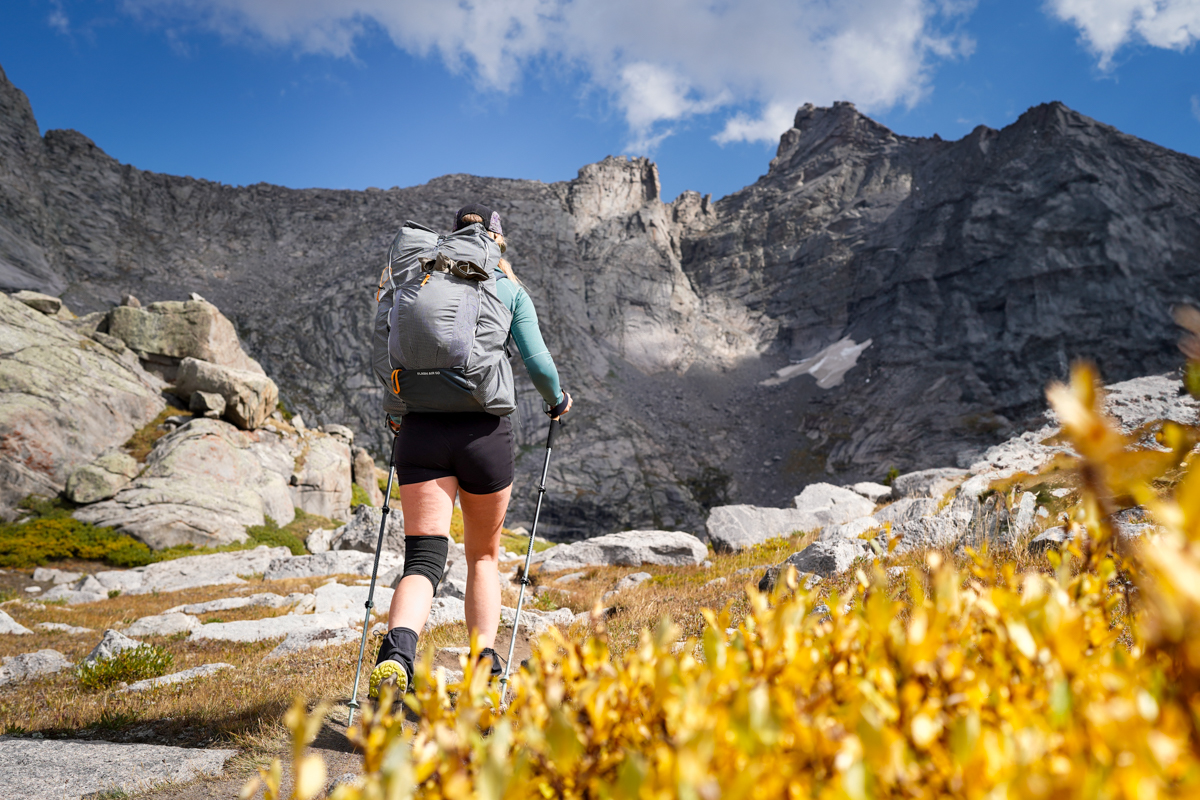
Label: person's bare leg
xmin=387 ymin=476 xmax=457 ymax=632
xmin=459 ymin=484 xmax=511 ymax=649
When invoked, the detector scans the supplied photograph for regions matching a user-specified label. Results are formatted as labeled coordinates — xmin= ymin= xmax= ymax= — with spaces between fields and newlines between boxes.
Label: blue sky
xmin=2 ymin=0 xmax=1199 ymax=203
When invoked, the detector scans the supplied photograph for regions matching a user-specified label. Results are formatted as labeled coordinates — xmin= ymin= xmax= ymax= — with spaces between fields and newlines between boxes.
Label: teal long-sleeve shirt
xmin=494 ymin=268 xmax=564 ymax=407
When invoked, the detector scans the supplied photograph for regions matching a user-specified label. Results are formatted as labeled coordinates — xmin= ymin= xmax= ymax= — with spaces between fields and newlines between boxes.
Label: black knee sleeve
xmin=402 ymin=535 xmax=449 ymax=592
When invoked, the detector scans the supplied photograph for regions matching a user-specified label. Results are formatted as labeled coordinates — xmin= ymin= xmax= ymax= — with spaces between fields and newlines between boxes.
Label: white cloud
xmin=1046 ymin=0 xmax=1200 ymax=68
xmin=48 ymin=0 xmax=70 ymax=34
xmin=121 ymin=0 xmax=976 ymax=150
xmin=1192 ymin=94 xmax=1200 ymax=122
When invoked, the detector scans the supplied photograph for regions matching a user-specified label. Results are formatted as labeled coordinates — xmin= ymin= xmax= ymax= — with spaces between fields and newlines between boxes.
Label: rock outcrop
xmin=2 ymin=60 xmax=1199 ymax=537
xmin=74 ymin=419 xmax=296 ymax=548
xmin=108 ymin=297 xmax=265 ymax=378
xmin=0 ymin=292 xmax=164 ymax=519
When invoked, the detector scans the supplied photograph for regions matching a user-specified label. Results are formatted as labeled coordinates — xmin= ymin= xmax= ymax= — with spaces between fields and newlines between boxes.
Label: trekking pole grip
xmin=546 ymin=418 xmax=560 ymax=450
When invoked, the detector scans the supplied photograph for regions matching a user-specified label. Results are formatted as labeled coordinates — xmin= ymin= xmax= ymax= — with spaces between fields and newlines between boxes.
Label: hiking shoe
xmin=369 ymin=659 xmax=409 ymax=700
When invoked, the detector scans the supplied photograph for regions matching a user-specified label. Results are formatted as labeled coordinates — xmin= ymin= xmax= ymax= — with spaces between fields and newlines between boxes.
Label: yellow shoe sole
xmin=369 ymin=659 xmax=408 ymax=700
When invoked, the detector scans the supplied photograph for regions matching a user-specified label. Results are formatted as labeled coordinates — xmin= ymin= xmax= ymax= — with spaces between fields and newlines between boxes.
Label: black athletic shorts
xmin=392 ymin=412 xmax=515 ymax=495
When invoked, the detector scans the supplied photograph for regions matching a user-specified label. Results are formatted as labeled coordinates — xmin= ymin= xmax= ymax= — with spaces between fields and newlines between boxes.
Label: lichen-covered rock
xmin=189 ymin=390 xmax=225 ymax=418
xmin=0 ymin=293 xmax=164 ymax=519
xmin=290 ymin=433 xmax=352 ymax=522
xmin=65 ymin=451 xmax=139 ymax=504
xmin=73 ymin=419 xmax=294 ymax=549
xmin=174 ymin=357 xmax=277 ymax=430
xmin=123 ymin=612 xmax=201 ymax=638
xmin=107 ymin=298 xmax=264 ymax=375
xmin=794 ymin=483 xmax=877 ymax=521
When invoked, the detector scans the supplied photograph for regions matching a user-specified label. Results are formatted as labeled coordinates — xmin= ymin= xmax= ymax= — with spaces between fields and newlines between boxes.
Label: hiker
xmin=368 ymin=203 xmax=572 ymax=699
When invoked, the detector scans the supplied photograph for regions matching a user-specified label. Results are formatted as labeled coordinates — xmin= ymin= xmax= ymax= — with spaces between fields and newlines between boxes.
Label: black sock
xmin=377 ymin=626 xmax=418 ymax=682
xmin=479 ymin=647 xmax=503 ymax=678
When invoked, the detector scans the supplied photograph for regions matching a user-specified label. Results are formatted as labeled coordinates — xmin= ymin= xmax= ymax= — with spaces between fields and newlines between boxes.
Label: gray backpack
xmin=371 ymin=220 xmax=516 ymax=416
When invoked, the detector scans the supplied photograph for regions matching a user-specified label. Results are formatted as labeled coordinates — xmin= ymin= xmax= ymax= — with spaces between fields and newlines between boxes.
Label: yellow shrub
xmin=265 ymin=362 xmax=1200 ymax=799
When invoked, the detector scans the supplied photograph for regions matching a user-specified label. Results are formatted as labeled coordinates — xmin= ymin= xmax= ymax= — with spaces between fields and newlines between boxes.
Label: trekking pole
xmin=500 ymin=418 xmax=560 ymax=702
xmin=346 ymin=443 xmax=398 ymax=727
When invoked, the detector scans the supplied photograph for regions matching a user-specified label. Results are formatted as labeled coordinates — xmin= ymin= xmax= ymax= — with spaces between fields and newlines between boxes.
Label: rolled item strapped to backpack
xmin=371 ymin=220 xmax=517 ymax=416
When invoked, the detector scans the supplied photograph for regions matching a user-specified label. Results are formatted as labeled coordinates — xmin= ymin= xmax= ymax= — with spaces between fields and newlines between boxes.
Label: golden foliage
xmin=264 ymin=361 xmax=1200 ymax=799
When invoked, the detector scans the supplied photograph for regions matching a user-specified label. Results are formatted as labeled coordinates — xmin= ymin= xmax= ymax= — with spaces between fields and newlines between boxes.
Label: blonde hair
xmin=459 ymin=213 xmax=520 ymax=286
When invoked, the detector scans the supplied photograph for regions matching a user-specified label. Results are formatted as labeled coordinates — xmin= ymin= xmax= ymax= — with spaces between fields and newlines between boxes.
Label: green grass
xmin=351 ymin=482 xmax=374 ymax=507
xmin=124 ymin=406 xmax=189 ymax=462
xmin=0 ymin=497 xmax=334 ymax=569
xmin=77 ymin=644 xmax=173 ymax=691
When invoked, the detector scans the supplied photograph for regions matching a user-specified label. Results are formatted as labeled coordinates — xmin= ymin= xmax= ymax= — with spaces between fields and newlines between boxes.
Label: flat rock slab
xmin=0 ymin=649 xmax=72 ymax=686
xmin=164 ymin=592 xmax=296 ymax=615
xmin=539 ymin=530 xmax=707 ymax=572
xmin=890 ymin=468 xmax=970 ymax=500
xmin=124 ymin=612 xmax=202 ymax=638
xmin=39 ymin=546 xmax=294 ymax=603
xmin=265 ymin=627 xmax=360 ymax=661
xmin=189 ymin=611 xmax=357 ymax=643
xmin=122 ymin=663 xmax=235 ymax=693
xmin=36 ymin=622 xmax=94 ymax=635
xmin=313 ymin=582 xmax=393 ymax=615
xmin=0 ymin=736 xmax=235 ymax=799
xmin=264 ymin=550 xmax=401 ymax=581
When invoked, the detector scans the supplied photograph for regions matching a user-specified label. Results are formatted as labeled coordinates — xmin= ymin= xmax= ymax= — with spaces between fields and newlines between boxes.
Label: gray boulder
xmin=1029 ymin=526 xmax=1073 ymax=553
xmin=325 ymin=503 xmax=404 ymax=554
xmin=0 ymin=610 xmax=31 ymax=635
xmin=12 ymin=290 xmax=62 ymax=315
xmin=84 ymin=630 xmax=144 ymax=664
xmin=353 ymin=446 xmax=384 ymax=507
xmin=321 ymin=424 xmax=355 ymax=443
xmin=539 ymin=530 xmax=707 ymax=571
xmin=107 ymin=298 xmax=264 ymax=377
xmin=705 ymin=505 xmax=824 ymax=552
xmin=121 ymin=663 xmax=234 ymax=692
xmin=74 ymin=420 xmax=295 ymax=549
xmin=760 ymin=539 xmax=867 ymax=592
xmin=123 ymin=613 xmax=201 ymax=638
xmin=794 ymin=483 xmax=877 ymax=520
xmin=189 ymin=390 xmax=226 ymax=418
xmin=0 ymin=649 xmax=72 ymax=686
xmin=1010 ymin=492 xmax=1038 ymax=539
xmin=264 ymin=627 xmax=359 ymax=661
xmin=0 ymin=737 xmax=235 ymax=799
xmin=174 ymin=357 xmax=278 ymax=430
xmin=289 ymin=433 xmax=353 ymax=522
xmin=890 ymin=468 xmax=970 ymax=500
xmin=0 ymin=293 xmax=165 ymax=520
xmin=65 ymin=451 xmax=139 ymax=504
xmin=604 ymin=571 xmax=652 ymax=600
xmin=819 ymin=516 xmax=881 ymax=542
xmin=37 ymin=574 xmax=109 ymax=605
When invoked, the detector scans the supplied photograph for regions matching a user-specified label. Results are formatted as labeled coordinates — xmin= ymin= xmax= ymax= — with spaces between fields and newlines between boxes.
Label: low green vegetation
xmin=123 ymin=406 xmax=189 ymax=462
xmin=76 ymin=644 xmax=173 ymax=691
xmin=351 ymin=482 xmax=374 ymax=507
xmin=0 ymin=497 xmax=334 ymax=568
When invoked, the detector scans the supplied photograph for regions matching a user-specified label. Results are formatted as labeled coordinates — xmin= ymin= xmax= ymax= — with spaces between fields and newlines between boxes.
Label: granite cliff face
xmin=2 ymin=63 xmax=1197 ymax=539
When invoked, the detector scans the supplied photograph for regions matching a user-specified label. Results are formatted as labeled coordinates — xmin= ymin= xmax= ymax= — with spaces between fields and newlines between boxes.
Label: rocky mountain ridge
xmin=2 ymin=62 xmax=1198 ymax=538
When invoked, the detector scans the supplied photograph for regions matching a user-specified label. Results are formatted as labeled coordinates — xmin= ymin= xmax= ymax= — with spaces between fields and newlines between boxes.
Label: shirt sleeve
xmin=502 ymin=280 xmax=564 ymax=407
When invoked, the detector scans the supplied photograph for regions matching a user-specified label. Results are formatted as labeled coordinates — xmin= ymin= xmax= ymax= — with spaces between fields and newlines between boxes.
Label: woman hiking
xmin=368 ymin=203 xmax=571 ymax=700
